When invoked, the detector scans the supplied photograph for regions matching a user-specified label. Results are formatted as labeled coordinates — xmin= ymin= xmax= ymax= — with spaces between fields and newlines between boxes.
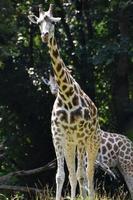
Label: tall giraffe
xmin=44 ymin=74 xmax=133 ymax=199
xmin=28 ymin=4 xmax=101 ymax=200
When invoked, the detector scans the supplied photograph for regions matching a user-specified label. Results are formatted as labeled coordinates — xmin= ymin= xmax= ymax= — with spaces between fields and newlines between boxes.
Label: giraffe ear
xmin=49 ymin=74 xmax=56 ymax=83
xmin=42 ymin=77 xmax=50 ymax=86
xmin=50 ymin=16 xmax=61 ymax=23
xmin=28 ymin=15 xmax=38 ymax=24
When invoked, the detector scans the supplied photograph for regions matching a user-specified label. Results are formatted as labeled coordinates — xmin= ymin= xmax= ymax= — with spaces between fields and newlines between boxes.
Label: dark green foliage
xmin=0 ymin=0 xmax=133 ymax=194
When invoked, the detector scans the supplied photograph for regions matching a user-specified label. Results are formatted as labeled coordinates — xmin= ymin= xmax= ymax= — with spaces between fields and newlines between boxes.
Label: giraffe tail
xmin=95 ymin=160 xmax=117 ymax=179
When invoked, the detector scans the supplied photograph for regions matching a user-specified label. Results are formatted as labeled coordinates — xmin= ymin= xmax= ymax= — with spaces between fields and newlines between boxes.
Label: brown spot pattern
xmin=56 ymin=110 xmax=68 ymax=123
xmin=72 ymin=95 xmax=79 ymax=106
xmin=79 ymin=120 xmax=84 ymax=127
xmin=70 ymin=107 xmax=82 ymax=124
xmin=59 ymin=92 xmax=66 ymax=101
xmin=118 ymin=141 xmax=123 ymax=147
xmin=101 ymin=138 xmax=106 ymax=144
xmin=125 ymin=156 xmax=130 ymax=160
xmin=68 ymin=102 xmax=72 ymax=109
xmin=114 ymin=144 xmax=118 ymax=152
xmin=111 ymin=150 xmax=114 ymax=155
xmin=53 ymin=38 xmax=56 ymax=46
xmin=56 ymin=63 xmax=62 ymax=72
xmin=121 ymin=145 xmax=126 ymax=151
xmin=62 ymin=84 xmax=67 ymax=91
xmin=92 ymin=106 xmax=97 ymax=116
xmin=107 ymin=142 xmax=112 ymax=150
xmin=103 ymin=132 xmax=108 ymax=138
xmin=65 ymin=87 xmax=73 ymax=97
xmin=57 ymin=80 xmax=61 ymax=86
xmin=120 ymin=151 xmax=124 ymax=157
xmin=57 ymin=98 xmax=63 ymax=107
xmin=126 ymin=143 xmax=130 ymax=147
xmin=108 ymin=138 xmax=114 ymax=143
xmin=64 ymin=104 xmax=68 ymax=110
xmin=80 ymin=97 xmax=87 ymax=107
xmin=50 ymin=37 xmax=52 ymax=45
xmin=52 ymin=49 xmax=58 ymax=58
xmin=59 ymin=70 xmax=64 ymax=78
xmin=102 ymin=146 xmax=107 ymax=154
xmin=63 ymin=76 xmax=67 ymax=83
xmin=74 ymin=84 xmax=78 ymax=94
xmin=126 ymin=148 xmax=130 ymax=154
xmin=103 ymin=156 xmax=108 ymax=160
xmin=51 ymin=57 xmax=55 ymax=65
xmin=77 ymin=132 xmax=85 ymax=138
xmin=84 ymin=109 xmax=90 ymax=120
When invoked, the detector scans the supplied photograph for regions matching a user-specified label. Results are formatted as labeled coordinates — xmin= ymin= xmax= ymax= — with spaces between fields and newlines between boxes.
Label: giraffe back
xmin=98 ymin=131 xmax=133 ymax=173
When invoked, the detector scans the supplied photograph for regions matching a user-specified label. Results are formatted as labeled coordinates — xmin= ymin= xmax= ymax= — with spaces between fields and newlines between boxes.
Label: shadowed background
xmin=0 ymin=0 xmax=133 ymax=199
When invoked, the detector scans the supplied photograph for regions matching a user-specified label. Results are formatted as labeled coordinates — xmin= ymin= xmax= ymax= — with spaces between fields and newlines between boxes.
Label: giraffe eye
xmin=44 ymin=15 xmax=49 ymax=21
xmin=51 ymin=21 xmax=55 ymax=25
xmin=37 ymin=19 xmax=43 ymax=25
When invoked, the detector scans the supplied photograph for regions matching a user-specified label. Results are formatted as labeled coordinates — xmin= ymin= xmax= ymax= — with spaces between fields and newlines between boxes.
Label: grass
xmin=0 ymin=185 xmax=129 ymax=200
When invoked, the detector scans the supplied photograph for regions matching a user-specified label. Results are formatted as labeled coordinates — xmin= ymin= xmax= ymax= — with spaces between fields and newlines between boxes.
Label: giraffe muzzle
xmin=41 ymin=33 xmax=49 ymax=43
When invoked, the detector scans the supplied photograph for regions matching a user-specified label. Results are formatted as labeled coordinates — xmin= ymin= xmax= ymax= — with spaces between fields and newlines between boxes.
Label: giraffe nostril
xmin=41 ymin=32 xmax=49 ymax=43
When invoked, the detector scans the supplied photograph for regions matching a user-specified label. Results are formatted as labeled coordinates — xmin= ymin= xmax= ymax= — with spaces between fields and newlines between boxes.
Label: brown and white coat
xmin=29 ymin=4 xmax=101 ymax=200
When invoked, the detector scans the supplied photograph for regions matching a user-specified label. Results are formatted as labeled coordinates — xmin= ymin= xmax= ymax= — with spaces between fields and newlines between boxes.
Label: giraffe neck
xmin=48 ymin=35 xmax=76 ymax=102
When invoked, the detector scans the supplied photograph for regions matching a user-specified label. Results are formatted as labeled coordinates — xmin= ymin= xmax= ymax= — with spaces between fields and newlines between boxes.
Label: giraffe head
xmin=28 ymin=4 xmax=61 ymax=43
xmin=42 ymin=74 xmax=58 ymax=95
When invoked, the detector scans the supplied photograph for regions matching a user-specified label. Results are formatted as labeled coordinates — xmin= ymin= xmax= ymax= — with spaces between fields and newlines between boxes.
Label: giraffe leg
xmin=76 ymin=147 xmax=87 ymax=199
xmin=86 ymin=143 xmax=99 ymax=200
xmin=64 ymin=143 xmax=77 ymax=199
xmin=120 ymin=171 xmax=133 ymax=200
xmin=55 ymin=155 xmax=65 ymax=200
xmin=86 ymin=157 xmax=95 ymax=200
xmin=52 ymin=137 xmax=65 ymax=200
xmin=125 ymin=175 xmax=133 ymax=200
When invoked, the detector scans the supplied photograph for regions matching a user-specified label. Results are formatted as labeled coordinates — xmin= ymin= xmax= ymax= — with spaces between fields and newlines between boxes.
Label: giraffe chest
xmin=52 ymin=96 xmax=95 ymax=125
xmin=51 ymin=106 xmax=98 ymax=144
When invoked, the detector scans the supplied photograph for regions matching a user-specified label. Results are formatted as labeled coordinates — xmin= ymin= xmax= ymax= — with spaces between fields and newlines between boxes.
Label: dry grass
xmin=0 ymin=185 xmax=129 ymax=200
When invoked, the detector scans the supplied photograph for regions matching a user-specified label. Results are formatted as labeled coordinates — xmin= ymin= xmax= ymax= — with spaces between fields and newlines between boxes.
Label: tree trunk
xmin=74 ymin=0 xmax=96 ymax=100
xmin=112 ymin=6 xmax=130 ymax=133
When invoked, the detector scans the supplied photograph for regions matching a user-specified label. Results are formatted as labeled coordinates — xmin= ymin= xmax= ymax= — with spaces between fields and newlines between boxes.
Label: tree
xmin=0 ymin=0 xmax=132 ymax=197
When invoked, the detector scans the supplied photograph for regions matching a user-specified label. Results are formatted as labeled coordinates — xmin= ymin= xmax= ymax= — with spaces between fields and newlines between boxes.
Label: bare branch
xmin=0 ymin=159 xmax=56 ymax=184
xmin=0 ymin=185 xmax=43 ymax=194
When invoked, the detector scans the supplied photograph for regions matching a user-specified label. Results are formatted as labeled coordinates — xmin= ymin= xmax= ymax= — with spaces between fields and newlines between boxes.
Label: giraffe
xmin=44 ymin=74 xmax=133 ymax=199
xmin=28 ymin=4 xmax=101 ymax=200
xmin=42 ymin=74 xmax=58 ymax=96
xmin=97 ymin=130 xmax=133 ymax=200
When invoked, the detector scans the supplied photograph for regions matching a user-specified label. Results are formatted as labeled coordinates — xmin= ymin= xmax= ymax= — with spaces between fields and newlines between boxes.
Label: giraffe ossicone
xmin=28 ymin=4 xmax=61 ymax=43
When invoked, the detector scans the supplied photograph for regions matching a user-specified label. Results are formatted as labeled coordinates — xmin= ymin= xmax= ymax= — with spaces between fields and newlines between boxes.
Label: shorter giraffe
xmin=44 ymin=74 xmax=133 ymax=199
xmin=97 ymin=130 xmax=133 ymax=199
xmin=42 ymin=74 xmax=58 ymax=95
